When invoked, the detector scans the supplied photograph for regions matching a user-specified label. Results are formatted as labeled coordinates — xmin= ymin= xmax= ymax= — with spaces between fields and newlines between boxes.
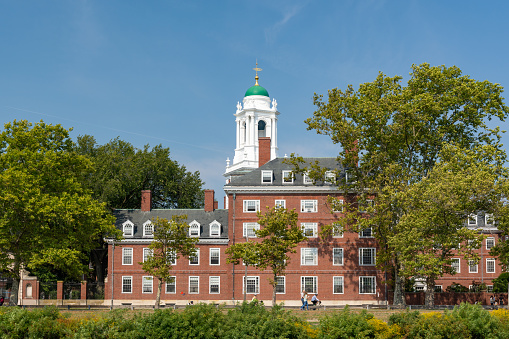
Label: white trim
xmin=189 ymin=276 xmax=199 ymax=294
xmin=243 ymin=222 xmax=260 ymax=238
xmin=142 ymin=276 xmax=153 ymax=294
xmin=333 ymin=248 xmax=344 ymax=266
xmin=210 ymin=248 xmax=220 ymax=265
xmin=301 ymin=276 xmax=318 ymax=294
xmin=122 ymin=276 xmax=132 ymax=294
xmin=142 ymin=220 xmax=153 ymax=237
xmin=282 ymin=170 xmax=294 ymax=184
xmin=486 ymin=237 xmax=495 ymax=250
xmin=276 ymin=276 xmax=285 ymax=294
xmin=189 ymin=220 xmax=200 ymax=237
xmin=300 ymin=200 xmax=318 ymax=213
xmin=209 ymin=220 xmax=221 ymax=237
xmin=275 ymin=199 xmax=286 ymax=209
xmin=209 ymin=276 xmax=220 ymax=294
xmin=122 ymin=248 xmax=133 ymax=265
xmin=165 ymin=277 xmax=176 ymax=294
xmin=243 ymin=200 xmax=260 ymax=213
xmin=122 ymin=220 xmax=134 ymax=237
xmin=486 ymin=258 xmax=496 ymax=273
xmin=143 ymin=248 xmax=153 ymax=262
xmin=301 ymin=248 xmax=318 ymax=265
xmin=359 ymin=276 xmax=376 ymax=294
xmin=468 ymin=260 xmax=478 ymax=273
xmin=451 ymin=258 xmax=460 ymax=273
xmin=189 ymin=249 xmax=200 ymax=265
xmin=301 ymin=222 xmax=318 ymax=238
xmin=359 ymin=248 xmax=376 ymax=266
xmin=333 ymin=276 xmax=344 ymax=294
xmin=243 ymin=276 xmax=260 ymax=294
xmin=261 ymin=170 xmax=273 ymax=184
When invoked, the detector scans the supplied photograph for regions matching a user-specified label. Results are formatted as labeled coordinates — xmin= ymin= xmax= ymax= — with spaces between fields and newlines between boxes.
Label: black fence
xmin=63 ymin=282 xmax=82 ymax=300
xmin=39 ymin=281 xmax=58 ymax=300
xmin=87 ymin=282 xmax=105 ymax=300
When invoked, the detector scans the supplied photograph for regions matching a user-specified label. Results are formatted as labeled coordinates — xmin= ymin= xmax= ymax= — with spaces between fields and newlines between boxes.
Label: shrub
xmin=407 ymin=313 xmax=470 ymax=339
xmin=0 ymin=306 xmax=69 ymax=339
xmin=493 ymin=273 xmax=509 ymax=293
xmin=318 ymin=307 xmax=378 ymax=339
xmin=448 ymin=303 xmax=509 ymax=339
xmin=387 ymin=309 xmax=420 ymax=335
xmin=446 ymin=282 xmax=469 ymax=293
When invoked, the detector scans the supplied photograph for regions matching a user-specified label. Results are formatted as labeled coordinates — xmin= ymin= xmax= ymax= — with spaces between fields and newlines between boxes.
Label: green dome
xmin=245 ymin=85 xmax=269 ymax=97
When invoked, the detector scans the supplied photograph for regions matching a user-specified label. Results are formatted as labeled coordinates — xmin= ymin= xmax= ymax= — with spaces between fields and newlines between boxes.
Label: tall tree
xmin=0 ymin=120 xmax=119 ymax=304
xmin=75 ymin=135 xmax=204 ymax=210
xmin=226 ymin=207 xmax=306 ymax=305
xmin=297 ymin=63 xmax=509 ymax=305
xmin=141 ymin=215 xmax=198 ymax=308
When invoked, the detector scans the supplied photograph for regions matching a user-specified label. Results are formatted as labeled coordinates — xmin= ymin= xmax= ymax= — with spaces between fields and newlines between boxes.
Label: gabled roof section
xmin=225 ymin=157 xmax=345 ymax=187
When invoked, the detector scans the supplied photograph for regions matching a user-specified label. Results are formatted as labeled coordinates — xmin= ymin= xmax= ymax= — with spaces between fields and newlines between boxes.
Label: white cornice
xmin=223 ymin=185 xmax=347 ymax=194
xmin=105 ymin=238 xmax=230 ymax=245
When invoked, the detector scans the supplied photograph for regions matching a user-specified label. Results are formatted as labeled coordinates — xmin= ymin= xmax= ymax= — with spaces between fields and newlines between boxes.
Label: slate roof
xmin=226 ymin=157 xmax=345 ymax=187
xmin=113 ymin=208 xmax=229 ymax=239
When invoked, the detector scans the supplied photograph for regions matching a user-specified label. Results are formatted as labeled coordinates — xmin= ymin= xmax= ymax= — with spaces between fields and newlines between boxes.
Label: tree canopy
xmin=296 ymin=63 xmax=509 ymax=305
xmin=0 ymin=120 xmax=119 ymax=304
xmin=75 ymin=135 xmax=204 ymax=210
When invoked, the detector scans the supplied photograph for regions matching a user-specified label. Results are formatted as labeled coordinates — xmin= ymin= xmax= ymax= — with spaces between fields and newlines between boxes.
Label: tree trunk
xmin=424 ymin=277 xmax=435 ymax=309
xmin=155 ymin=279 xmax=162 ymax=309
xmin=272 ymin=274 xmax=277 ymax=306
xmin=392 ymin=261 xmax=406 ymax=306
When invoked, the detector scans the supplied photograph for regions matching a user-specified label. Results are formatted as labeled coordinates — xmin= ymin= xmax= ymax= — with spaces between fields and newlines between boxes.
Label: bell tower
xmin=224 ymin=63 xmax=279 ymax=180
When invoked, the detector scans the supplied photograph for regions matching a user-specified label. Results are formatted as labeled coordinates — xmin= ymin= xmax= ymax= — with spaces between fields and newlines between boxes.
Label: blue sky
xmin=2 ymin=1 xmax=509 ymax=206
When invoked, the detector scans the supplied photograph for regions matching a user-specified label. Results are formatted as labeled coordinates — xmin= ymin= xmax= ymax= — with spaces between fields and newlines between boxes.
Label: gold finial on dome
xmin=253 ymin=60 xmax=262 ymax=86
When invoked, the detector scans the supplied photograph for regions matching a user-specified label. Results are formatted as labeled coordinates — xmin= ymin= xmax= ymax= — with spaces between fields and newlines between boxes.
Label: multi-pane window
xmin=301 ymin=276 xmax=317 ymax=294
xmin=359 ymin=248 xmax=376 ymax=266
xmin=143 ymin=248 xmax=153 ymax=262
xmin=123 ymin=221 xmax=133 ymax=236
xmin=301 ymin=248 xmax=318 ymax=265
xmin=122 ymin=248 xmax=133 ymax=265
xmin=189 ymin=250 xmax=200 ymax=265
xmin=301 ymin=200 xmax=318 ymax=213
xmin=167 ymin=250 xmax=177 ymax=265
xmin=303 ymin=173 xmax=314 ymax=184
xmin=275 ymin=200 xmax=286 ymax=209
xmin=325 ymin=171 xmax=336 ymax=184
xmin=333 ymin=248 xmax=344 ymax=265
xmin=243 ymin=222 xmax=260 ymax=237
xmin=209 ymin=221 xmax=221 ymax=237
xmin=487 ymin=258 xmax=496 ymax=273
xmin=332 ymin=199 xmax=344 ymax=213
xmin=488 ymin=285 xmax=494 ymax=293
xmin=122 ymin=276 xmax=132 ymax=293
xmin=142 ymin=276 xmax=153 ymax=293
xmin=469 ymin=260 xmax=478 ymax=273
xmin=485 ymin=213 xmax=494 ymax=226
xmin=434 ymin=285 xmax=442 ymax=293
xmin=359 ymin=228 xmax=373 ymax=238
xmin=166 ymin=277 xmax=176 ymax=293
xmin=276 ymin=276 xmax=285 ymax=294
xmin=333 ymin=225 xmax=343 ymax=238
xmin=244 ymin=276 xmax=259 ymax=294
xmin=189 ymin=221 xmax=200 ymax=237
xmin=189 ymin=276 xmax=199 ymax=294
xmin=243 ymin=200 xmax=260 ymax=212
xmin=359 ymin=199 xmax=374 ymax=213
xmin=451 ymin=258 xmax=460 ymax=273
xmin=143 ymin=221 xmax=153 ymax=237
xmin=359 ymin=276 xmax=376 ymax=294
xmin=302 ymin=223 xmax=318 ymax=238
xmin=468 ymin=214 xmax=477 ymax=226
xmin=261 ymin=171 xmax=273 ymax=183
xmin=282 ymin=170 xmax=294 ymax=183
xmin=333 ymin=276 xmax=344 ymax=294
xmin=486 ymin=237 xmax=495 ymax=250
xmin=210 ymin=248 xmax=220 ymax=265
xmin=209 ymin=276 xmax=220 ymax=294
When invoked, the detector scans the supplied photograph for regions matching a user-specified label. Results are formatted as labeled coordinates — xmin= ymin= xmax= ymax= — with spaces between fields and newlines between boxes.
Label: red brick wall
xmin=258 ymin=137 xmax=271 ymax=167
xmin=204 ymin=190 xmax=215 ymax=212
xmin=141 ymin=190 xmax=152 ymax=212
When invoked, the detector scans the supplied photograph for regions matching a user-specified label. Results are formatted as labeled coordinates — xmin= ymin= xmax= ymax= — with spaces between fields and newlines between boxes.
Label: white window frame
xmin=486 ymin=237 xmax=495 ymax=250
xmin=243 ymin=276 xmax=259 ymax=294
xmin=122 ymin=276 xmax=132 ymax=293
xmin=210 ymin=248 xmax=220 ymax=265
xmin=359 ymin=227 xmax=373 ymax=238
xmin=468 ymin=214 xmax=478 ymax=226
xmin=325 ymin=171 xmax=336 ymax=184
xmin=143 ymin=248 xmax=153 ymax=263
xmin=469 ymin=260 xmax=478 ymax=273
xmin=209 ymin=276 xmax=220 ymax=294
xmin=302 ymin=223 xmax=318 ymax=238
xmin=209 ymin=220 xmax=221 ymax=237
xmin=359 ymin=199 xmax=374 ymax=213
xmin=487 ymin=285 xmax=494 ymax=293
xmin=333 ymin=225 xmax=344 ymax=238
xmin=333 ymin=199 xmax=344 ymax=213
xmin=243 ymin=200 xmax=260 ymax=213
xmin=333 ymin=248 xmax=344 ymax=266
xmin=451 ymin=258 xmax=460 ymax=273
xmin=261 ymin=170 xmax=273 ymax=184
xmin=275 ymin=199 xmax=286 ymax=209
xmin=359 ymin=248 xmax=376 ymax=266
xmin=301 ymin=200 xmax=318 ymax=213
xmin=487 ymin=258 xmax=496 ymax=273
xmin=122 ymin=220 xmax=134 ymax=237
xmin=301 ymin=248 xmax=318 ymax=266
xmin=282 ymin=170 xmax=294 ymax=184
xmin=435 ymin=285 xmax=443 ymax=293
xmin=189 ymin=276 xmax=199 ymax=294
xmin=303 ymin=172 xmax=314 ymax=184
xmin=189 ymin=249 xmax=200 ymax=265
xmin=189 ymin=220 xmax=200 ymax=237
xmin=167 ymin=250 xmax=177 ymax=266
xmin=165 ymin=277 xmax=176 ymax=294
xmin=359 ymin=276 xmax=376 ymax=294
xmin=485 ymin=213 xmax=494 ymax=226
xmin=333 ymin=276 xmax=344 ymax=294
xmin=243 ymin=222 xmax=260 ymax=238
xmin=275 ymin=276 xmax=285 ymax=294
xmin=122 ymin=248 xmax=133 ymax=265
xmin=142 ymin=276 xmax=153 ymax=294
xmin=301 ymin=276 xmax=317 ymax=294
xmin=143 ymin=220 xmax=153 ymax=237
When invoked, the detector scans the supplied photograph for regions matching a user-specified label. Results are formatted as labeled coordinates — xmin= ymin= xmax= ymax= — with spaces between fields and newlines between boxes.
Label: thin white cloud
xmin=264 ymin=3 xmax=307 ymax=45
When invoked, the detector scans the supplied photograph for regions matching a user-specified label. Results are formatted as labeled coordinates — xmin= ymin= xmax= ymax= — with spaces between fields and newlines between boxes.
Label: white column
xmin=236 ymin=119 xmax=240 ymax=149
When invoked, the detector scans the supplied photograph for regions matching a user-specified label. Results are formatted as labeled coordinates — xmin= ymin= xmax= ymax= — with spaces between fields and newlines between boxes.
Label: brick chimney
xmin=258 ymin=137 xmax=271 ymax=167
xmin=204 ymin=189 xmax=215 ymax=212
xmin=141 ymin=190 xmax=152 ymax=211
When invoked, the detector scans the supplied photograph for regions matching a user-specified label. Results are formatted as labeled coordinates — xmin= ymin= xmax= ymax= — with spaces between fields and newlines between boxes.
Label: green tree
xmin=295 ymin=63 xmax=509 ymax=305
xmin=141 ymin=215 xmax=198 ymax=308
xmin=75 ymin=135 xmax=204 ymax=210
xmin=0 ymin=120 xmax=119 ymax=304
xmin=226 ymin=207 xmax=306 ymax=305
xmin=492 ymin=272 xmax=509 ymax=293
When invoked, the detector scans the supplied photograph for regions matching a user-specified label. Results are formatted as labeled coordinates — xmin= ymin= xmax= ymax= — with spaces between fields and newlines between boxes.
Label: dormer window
xmin=123 ymin=221 xmax=134 ymax=237
xmin=282 ymin=170 xmax=293 ymax=184
xmin=143 ymin=221 xmax=153 ymax=237
xmin=209 ymin=220 xmax=221 ymax=237
xmin=468 ymin=214 xmax=478 ymax=226
xmin=485 ymin=213 xmax=494 ymax=227
xmin=189 ymin=221 xmax=200 ymax=237
xmin=325 ymin=171 xmax=336 ymax=184
xmin=261 ymin=170 xmax=273 ymax=184
xmin=303 ymin=172 xmax=314 ymax=185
